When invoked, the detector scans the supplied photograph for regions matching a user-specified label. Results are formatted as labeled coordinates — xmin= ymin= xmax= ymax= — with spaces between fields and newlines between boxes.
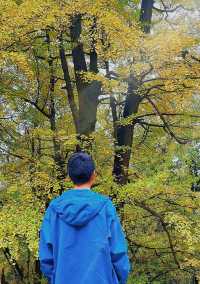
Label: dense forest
xmin=0 ymin=0 xmax=200 ymax=283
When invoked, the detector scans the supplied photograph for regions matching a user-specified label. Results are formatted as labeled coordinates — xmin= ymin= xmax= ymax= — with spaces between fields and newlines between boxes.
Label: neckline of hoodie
xmin=67 ymin=188 xmax=91 ymax=191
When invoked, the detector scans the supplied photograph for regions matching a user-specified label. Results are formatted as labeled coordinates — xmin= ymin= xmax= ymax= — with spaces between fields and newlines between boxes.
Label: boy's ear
xmin=91 ymin=171 xmax=96 ymax=182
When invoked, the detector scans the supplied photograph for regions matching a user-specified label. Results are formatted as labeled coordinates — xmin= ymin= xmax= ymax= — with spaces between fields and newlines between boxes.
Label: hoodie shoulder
xmin=102 ymin=198 xmax=119 ymax=226
xmin=49 ymin=193 xmax=65 ymax=207
xmin=89 ymin=191 xmax=110 ymax=202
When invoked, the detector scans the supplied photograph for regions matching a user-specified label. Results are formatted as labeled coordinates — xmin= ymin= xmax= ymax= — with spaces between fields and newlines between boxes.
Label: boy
xmin=39 ymin=152 xmax=130 ymax=284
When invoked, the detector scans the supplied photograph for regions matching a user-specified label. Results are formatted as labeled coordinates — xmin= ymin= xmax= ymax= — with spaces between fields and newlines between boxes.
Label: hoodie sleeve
xmin=108 ymin=201 xmax=130 ymax=284
xmin=39 ymin=205 xmax=54 ymax=283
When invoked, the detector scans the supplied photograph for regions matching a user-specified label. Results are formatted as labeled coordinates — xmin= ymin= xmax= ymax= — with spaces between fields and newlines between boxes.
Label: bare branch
xmin=153 ymin=4 xmax=184 ymax=14
xmin=138 ymin=120 xmax=192 ymax=129
xmin=21 ymin=97 xmax=50 ymax=119
xmin=0 ymin=146 xmax=33 ymax=161
xmin=134 ymin=200 xmax=181 ymax=269
xmin=144 ymin=97 xmax=189 ymax=144
xmin=135 ymin=112 xmax=200 ymax=120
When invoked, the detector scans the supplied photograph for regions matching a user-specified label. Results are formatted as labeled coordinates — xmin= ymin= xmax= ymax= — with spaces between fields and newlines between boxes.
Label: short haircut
xmin=67 ymin=152 xmax=95 ymax=185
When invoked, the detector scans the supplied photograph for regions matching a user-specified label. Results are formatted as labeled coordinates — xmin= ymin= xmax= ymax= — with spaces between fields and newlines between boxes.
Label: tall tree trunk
xmin=1 ymin=268 xmax=8 ymax=284
xmin=112 ymin=0 xmax=154 ymax=184
xmin=113 ymin=74 xmax=141 ymax=184
xmin=140 ymin=0 xmax=154 ymax=33
xmin=70 ymin=15 xmax=101 ymax=137
xmin=34 ymin=259 xmax=42 ymax=284
xmin=191 ymin=275 xmax=199 ymax=284
xmin=59 ymin=35 xmax=79 ymax=132
xmin=46 ymin=32 xmax=66 ymax=182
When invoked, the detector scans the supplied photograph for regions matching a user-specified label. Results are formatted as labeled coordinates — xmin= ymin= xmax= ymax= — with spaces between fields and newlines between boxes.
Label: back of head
xmin=67 ymin=152 xmax=95 ymax=185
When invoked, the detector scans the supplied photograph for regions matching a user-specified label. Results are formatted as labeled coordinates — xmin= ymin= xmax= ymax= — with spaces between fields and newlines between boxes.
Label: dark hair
xmin=67 ymin=152 xmax=95 ymax=185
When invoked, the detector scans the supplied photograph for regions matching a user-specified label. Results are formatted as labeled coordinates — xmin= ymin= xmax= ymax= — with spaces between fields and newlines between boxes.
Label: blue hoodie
xmin=39 ymin=189 xmax=130 ymax=284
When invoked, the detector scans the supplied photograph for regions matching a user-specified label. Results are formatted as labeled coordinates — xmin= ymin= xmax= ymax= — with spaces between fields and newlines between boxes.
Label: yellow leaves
xmin=94 ymin=9 xmax=140 ymax=61
xmin=30 ymin=128 xmax=54 ymax=138
xmin=146 ymin=30 xmax=193 ymax=63
xmin=119 ymin=171 xmax=170 ymax=201
xmin=0 ymin=51 xmax=34 ymax=81
xmin=165 ymin=212 xmax=199 ymax=251
xmin=183 ymin=258 xmax=200 ymax=271
xmin=0 ymin=0 xmax=141 ymax=55
xmin=62 ymin=134 xmax=77 ymax=149
xmin=0 ymin=187 xmax=42 ymax=258
xmin=134 ymin=30 xmax=200 ymax=114
xmin=29 ymin=171 xmax=60 ymax=197
xmin=66 ymin=1 xmax=141 ymax=61
xmin=0 ymin=172 xmax=59 ymax=258
xmin=82 ymin=71 xmax=122 ymax=93
xmin=0 ymin=0 xmax=61 ymax=48
xmin=0 ymin=0 xmax=199 ymax=280
xmin=137 ymin=27 xmax=196 ymax=75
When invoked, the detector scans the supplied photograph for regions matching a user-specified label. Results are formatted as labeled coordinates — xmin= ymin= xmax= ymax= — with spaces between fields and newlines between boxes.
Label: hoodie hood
xmin=51 ymin=189 xmax=109 ymax=227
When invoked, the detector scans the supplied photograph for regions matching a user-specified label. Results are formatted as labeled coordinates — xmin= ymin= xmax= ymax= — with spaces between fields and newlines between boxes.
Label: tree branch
xmin=22 ymin=97 xmax=50 ymax=119
xmin=59 ymin=34 xmax=79 ymax=132
xmin=144 ymin=97 xmax=190 ymax=144
xmin=134 ymin=200 xmax=181 ymax=269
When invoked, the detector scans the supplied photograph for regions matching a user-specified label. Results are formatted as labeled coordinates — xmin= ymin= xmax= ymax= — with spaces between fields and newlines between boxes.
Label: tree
xmin=0 ymin=0 xmax=140 ymax=282
xmin=111 ymin=0 xmax=200 ymax=184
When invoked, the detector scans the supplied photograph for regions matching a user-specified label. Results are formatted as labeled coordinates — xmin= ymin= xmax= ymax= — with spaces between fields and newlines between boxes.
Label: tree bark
xmin=59 ymin=35 xmax=79 ymax=132
xmin=34 ymin=259 xmax=42 ymax=284
xmin=70 ymin=15 xmax=101 ymax=137
xmin=113 ymin=75 xmax=141 ymax=184
xmin=140 ymin=0 xmax=154 ymax=33
xmin=1 ymin=268 xmax=8 ymax=284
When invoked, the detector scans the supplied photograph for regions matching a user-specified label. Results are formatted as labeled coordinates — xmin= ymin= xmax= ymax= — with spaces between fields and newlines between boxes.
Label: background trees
xmin=0 ymin=0 xmax=200 ymax=283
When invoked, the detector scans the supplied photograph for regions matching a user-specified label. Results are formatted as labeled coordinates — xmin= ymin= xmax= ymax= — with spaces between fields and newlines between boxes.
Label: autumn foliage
xmin=0 ymin=0 xmax=200 ymax=283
